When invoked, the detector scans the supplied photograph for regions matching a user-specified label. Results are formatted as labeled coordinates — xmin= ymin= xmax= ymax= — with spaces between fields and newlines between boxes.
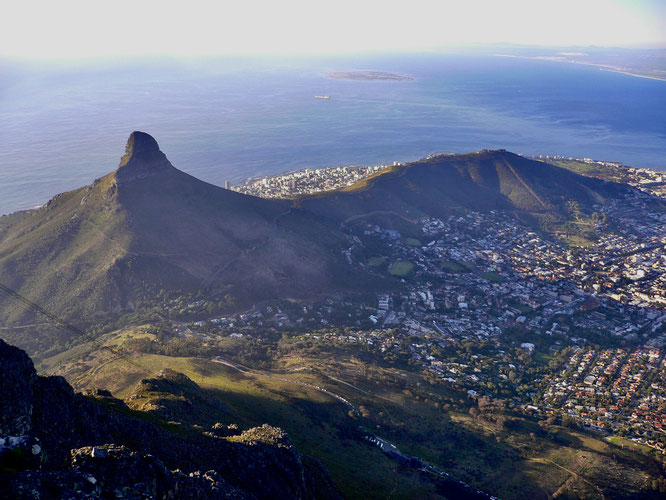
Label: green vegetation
xmin=56 ymin=336 xmax=664 ymax=499
xmin=366 ymin=256 xmax=386 ymax=267
xmin=550 ymin=159 xmax=625 ymax=183
xmin=440 ymin=260 xmax=472 ymax=273
xmin=68 ymin=353 xmax=443 ymax=499
xmin=0 ymin=149 xmax=630 ymax=360
xmin=607 ymin=436 xmax=654 ymax=454
xmin=339 ymin=164 xmax=399 ymax=193
xmin=306 ymin=151 xmax=627 ymax=254
xmin=388 ymin=261 xmax=414 ymax=277
xmin=404 ymin=237 xmax=422 ymax=247
xmin=104 ymin=326 xmax=158 ymax=348
xmin=3 ymin=144 xmax=661 ymax=497
xmin=0 ymin=133 xmax=357 ymax=360
xmin=480 ymin=271 xmax=506 ymax=283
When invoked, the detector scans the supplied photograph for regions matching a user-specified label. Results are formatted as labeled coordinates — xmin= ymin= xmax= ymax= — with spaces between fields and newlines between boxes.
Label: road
xmin=210 ymin=355 xmax=496 ymax=499
xmin=211 ymin=355 xmax=356 ymax=413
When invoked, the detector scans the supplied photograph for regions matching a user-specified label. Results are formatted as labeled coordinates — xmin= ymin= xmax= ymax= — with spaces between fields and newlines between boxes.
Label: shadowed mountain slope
xmin=0 ymin=132 xmax=352 ymax=344
xmin=0 ymin=139 xmax=632 ymax=357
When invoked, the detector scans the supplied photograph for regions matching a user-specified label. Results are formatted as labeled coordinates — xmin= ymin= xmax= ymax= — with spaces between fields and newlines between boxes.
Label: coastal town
xmin=232 ymin=163 xmax=392 ymax=198
xmin=172 ymin=155 xmax=666 ymax=453
xmin=232 ymin=153 xmax=666 ymax=201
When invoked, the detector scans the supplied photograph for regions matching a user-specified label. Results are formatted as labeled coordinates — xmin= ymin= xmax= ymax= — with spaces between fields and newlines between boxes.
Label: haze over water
xmin=1 ymin=52 xmax=664 ymax=215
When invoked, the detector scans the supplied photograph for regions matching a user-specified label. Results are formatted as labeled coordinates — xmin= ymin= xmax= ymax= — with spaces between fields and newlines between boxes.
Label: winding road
xmin=210 ymin=355 xmax=496 ymax=499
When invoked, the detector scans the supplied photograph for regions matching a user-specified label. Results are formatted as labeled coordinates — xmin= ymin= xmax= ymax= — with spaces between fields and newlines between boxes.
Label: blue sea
xmin=1 ymin=52 xmax=664 ymax=215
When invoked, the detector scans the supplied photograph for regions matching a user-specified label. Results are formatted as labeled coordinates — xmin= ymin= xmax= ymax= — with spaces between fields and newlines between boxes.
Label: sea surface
xmin=1 ymin=52 xmax=664 ymax=215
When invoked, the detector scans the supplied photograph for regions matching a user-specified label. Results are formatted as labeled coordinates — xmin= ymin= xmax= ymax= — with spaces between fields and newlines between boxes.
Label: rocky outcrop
xmin=0 ymin=339 xmax=340 ymax=499
xmin=0 ymin=340 xmax=36 ymax=436
xmin=115 ymin=131 xmax=174 ymax=184
xmin=125 ymin=368 xmax=232 ymax=426
xmin=7 ymin=444 xmax=247 ymax=500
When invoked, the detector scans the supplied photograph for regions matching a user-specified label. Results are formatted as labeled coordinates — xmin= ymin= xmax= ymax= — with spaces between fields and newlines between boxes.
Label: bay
xmin=0 ymin=52 xmax=664 ymax=215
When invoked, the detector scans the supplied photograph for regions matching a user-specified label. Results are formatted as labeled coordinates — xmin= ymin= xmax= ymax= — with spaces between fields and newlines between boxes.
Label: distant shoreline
xmin=327 ymin=70 xmax=414 ymax=81
xmin=494 ymin=54 xmax=666 ymax=82
xmin=597 ymin=68 xmax=666 ymax=82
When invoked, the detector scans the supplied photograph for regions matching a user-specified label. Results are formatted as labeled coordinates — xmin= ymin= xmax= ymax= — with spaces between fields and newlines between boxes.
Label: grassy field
xmin=550 ymin=160 xmax=625 ymax=183
xmin=480 ymin=271 xmax=506 ymax=283
xmin=103 ymin=326 xmax=158 ymax=347
xmin=607 ymin=436 xmax=654 ymax=454
xmin=366 ymin=256 xmax=386 ymax=267
xmin=440 ymin=260 xmax=473 ymax=273
xmin=404 ymin=237 xmax=422 ymax=247
xmin=388 ymin=261 xmax=415 ymax=277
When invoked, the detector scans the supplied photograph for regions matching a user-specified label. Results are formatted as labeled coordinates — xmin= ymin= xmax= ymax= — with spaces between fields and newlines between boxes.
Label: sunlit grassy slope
xmin=55 ymin=342 xmax=661 ymax=500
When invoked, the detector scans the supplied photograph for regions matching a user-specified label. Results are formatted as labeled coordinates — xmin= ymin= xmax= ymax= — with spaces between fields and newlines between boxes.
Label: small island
xmin=327 ymin=70 xmax=414 ymax=81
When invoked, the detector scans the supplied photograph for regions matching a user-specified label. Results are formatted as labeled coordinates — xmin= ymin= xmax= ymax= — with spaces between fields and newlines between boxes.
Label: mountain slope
xmin=301 ymin=150 xmax=626 ymax=226
xmin=0 ymin=140 xmax=631 ymax=357
xmin=0 ymin=132 xmax=352 ymax=349
xmin=0 ymin=339 xmax=339 ymax=499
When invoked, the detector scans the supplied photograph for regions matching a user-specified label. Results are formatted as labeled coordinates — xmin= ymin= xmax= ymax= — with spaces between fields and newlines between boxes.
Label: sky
xmin=1 ymin=0 xmax=664 ymax=59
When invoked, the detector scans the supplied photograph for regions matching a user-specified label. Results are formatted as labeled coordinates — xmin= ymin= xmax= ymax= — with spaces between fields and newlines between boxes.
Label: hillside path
xmin=502 ymin=158 xmax=547 ymax=207
xmin=201 ymin=208 xmax=292 ymax=289
xmin=532 ymin=457 xmax=606 ymax=499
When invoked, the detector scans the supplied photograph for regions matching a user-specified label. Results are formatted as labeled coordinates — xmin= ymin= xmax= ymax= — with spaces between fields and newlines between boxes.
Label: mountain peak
xmin=119 ymin=131 xmax=161 ymax=166
xmin=116 ymin=131 xmax=173 ymax=183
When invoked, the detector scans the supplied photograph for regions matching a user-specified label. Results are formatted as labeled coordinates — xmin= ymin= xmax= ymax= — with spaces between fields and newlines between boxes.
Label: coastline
xmin=2 ymin=151 xmax=662 ymax=217
xmin=494 ymin=54 xmax=666 ymax=82
xmin=597 ymin=68 xmax=666 ymax=82
xmin=326 ymin=70 xmax=414 ymax=81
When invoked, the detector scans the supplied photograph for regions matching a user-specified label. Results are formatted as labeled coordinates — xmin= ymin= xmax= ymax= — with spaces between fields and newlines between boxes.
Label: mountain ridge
xmin=0 ymin=132 xmax=359 ymax=356
xmin=300 ymin=149 xmax=625 ymax=223
xmin=0 ymin=134 xmax=633 ymax=358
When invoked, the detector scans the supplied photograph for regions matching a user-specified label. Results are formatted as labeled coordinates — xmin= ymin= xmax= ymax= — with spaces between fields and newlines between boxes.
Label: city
xmin=164 ymin=155 xmax=666 ymax=454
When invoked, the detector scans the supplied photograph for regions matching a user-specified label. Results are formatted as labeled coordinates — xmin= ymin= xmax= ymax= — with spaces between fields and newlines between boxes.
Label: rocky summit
xmin=0 ymin=339 xmax=339 ymax=499
xmin=115 ymin=131 xmax=175 ymax=184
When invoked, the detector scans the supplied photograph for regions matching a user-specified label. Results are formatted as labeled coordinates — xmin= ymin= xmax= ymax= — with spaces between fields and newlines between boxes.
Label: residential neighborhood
xmin=231 ymin=163 xmax=391 ymax=198
xmin=172 ymin=155 xmax=666 ymax=453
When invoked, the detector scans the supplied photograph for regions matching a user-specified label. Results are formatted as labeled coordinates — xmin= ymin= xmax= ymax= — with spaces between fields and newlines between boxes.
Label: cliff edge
xmin=0 ymin=339 xmax=340 ymax=499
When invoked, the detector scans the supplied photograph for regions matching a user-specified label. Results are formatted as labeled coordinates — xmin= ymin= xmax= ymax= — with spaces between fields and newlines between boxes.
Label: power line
xmin=0 ymin=283 xmax=93 ymax=342
xmin=0 ymin=282 xmax=151 ymax=376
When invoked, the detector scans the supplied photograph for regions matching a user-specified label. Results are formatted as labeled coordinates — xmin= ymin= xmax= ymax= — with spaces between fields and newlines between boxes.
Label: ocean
xmin=1 ymin=52 xmax=664 ymax=215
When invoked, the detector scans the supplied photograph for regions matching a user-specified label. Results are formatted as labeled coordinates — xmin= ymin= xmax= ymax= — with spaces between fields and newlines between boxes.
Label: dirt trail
xmin=532 ymin=457 xmax=605 ymax=499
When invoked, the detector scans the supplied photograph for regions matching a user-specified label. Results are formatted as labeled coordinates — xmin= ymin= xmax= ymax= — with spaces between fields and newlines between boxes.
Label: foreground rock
xmin=0 ymin=339 xmax=340 ymax=499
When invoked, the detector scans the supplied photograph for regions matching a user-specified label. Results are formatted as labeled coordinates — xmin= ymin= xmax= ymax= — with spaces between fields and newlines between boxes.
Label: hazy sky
xmin=2 ymin=0 xmax=664 ymax=59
